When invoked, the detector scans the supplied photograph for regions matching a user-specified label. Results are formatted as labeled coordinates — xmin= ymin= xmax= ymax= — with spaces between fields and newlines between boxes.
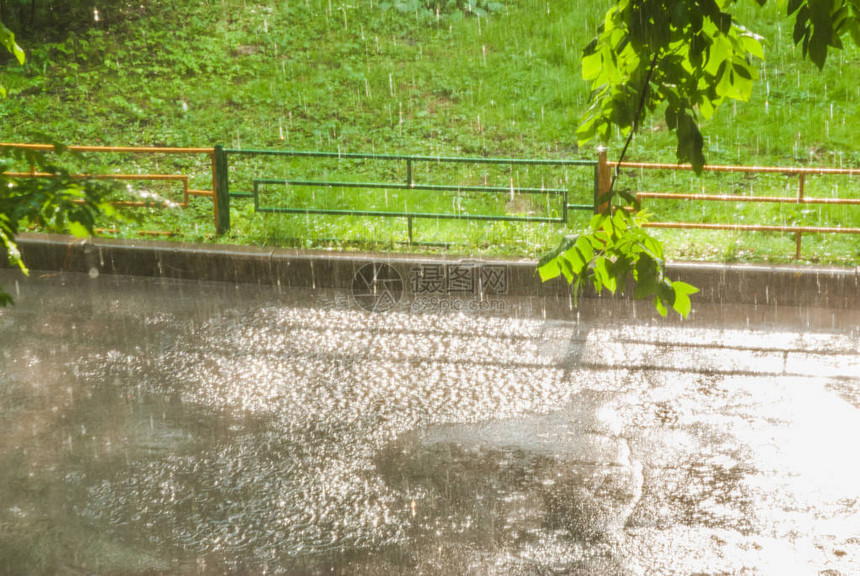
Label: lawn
xmin=1 ymin=0 xmax=858 ymax=263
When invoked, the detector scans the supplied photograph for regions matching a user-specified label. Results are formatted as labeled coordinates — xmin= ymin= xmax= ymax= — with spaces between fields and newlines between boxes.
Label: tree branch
xmin=609 ymin=50 xmax=660 ymax=195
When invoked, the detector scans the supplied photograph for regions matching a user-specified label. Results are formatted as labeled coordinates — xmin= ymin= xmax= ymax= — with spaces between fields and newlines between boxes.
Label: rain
xmin=1 ymin=0 xmax=859 ymax=574
xmin=1 ymin=265 xmax=858 ymax=573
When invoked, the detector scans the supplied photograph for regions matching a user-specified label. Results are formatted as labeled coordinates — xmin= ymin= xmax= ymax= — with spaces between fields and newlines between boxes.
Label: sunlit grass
xmin=0 ymin=0 xmax=858 ymax=263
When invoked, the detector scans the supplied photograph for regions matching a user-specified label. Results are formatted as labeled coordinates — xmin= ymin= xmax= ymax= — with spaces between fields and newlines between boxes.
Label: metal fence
xmin=597 ymin=154 xmax=860 ymax=258
xmin=0 ymin=143 xmax=218 ymax=233
xmin=3 ymin=142 xmax=858 ymax=260
xmin=214 ymin=147 xmax=598 ymax=241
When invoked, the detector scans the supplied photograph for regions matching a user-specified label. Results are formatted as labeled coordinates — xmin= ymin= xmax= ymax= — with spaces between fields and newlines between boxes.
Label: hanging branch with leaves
xmin=540 ymin=0 xmax=860 ymax=318
xmin=538 ymin=43 xmax=698 ymax=318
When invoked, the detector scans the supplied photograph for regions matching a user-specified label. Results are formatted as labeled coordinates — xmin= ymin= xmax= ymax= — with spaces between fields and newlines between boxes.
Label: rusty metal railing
xmin=596 ymin=154 xmax=860 ymax=259
xmin=0 ymin=143 xmax=218 ymax=233
xmin=5 ymin=143 xmax=858 ymax=259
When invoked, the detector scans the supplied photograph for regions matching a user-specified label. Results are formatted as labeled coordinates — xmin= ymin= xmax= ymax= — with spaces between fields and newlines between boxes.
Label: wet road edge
xmin=5 ymin=233 xmax=859 ymax=309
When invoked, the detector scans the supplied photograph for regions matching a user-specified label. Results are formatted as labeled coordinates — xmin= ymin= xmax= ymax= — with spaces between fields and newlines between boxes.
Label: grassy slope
xmin=1 ymin=0 xmax=858 ymax=263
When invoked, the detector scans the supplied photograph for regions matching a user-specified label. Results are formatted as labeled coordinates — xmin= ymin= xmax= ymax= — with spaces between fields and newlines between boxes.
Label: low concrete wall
xmin=5 ymin=233 xmax=860 ymax=309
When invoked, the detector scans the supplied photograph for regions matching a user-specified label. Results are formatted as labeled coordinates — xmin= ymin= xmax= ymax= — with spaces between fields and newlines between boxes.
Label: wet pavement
xmin=0 ymin=270 xmax=858 ymax=575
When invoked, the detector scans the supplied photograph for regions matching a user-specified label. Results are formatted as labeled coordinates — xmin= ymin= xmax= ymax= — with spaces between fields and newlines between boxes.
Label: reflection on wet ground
xmin=0 ymin=271 xmax=858 ymax=575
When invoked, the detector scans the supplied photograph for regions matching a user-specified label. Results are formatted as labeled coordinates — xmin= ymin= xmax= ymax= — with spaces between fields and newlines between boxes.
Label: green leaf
xmin=654 ymin=296 xmax=668 ymax=317
xmin=576 ymin=237 xmax=595 ymax=263
xmin=595 ymin=257 xmax=617 ymax=294
xmin=559 ymin=256 xmax=575 ymax=283
xmin=733 ymin=61 xmax=752 ymax=79
xmin=676 ymin=112 xmax=706 ymax=173
xmin=740 ymin=31 xmax=765 ymax=60
xmin=539 ymin=259 xmax=561 ymax=282
xmin=563 ymin=246 xmax=586 ymax=275
xmin=13 ymin=43 xmax=25 ymax=65
xmin=0 ymin=24 xmax=25 ymax=65
xmin=672 ymin=281 xmax=700 ymax=296
xmin=808 ymin=27 xmax=829 ymax=68
xmin=538 ymin=235 xmax=578 ymax=268
xmin=582 ymin=52 xmax=603 ymax=80
xmin=68 ymin=221 xmax=90 ymax=238
xmin=672 ymin=289 xmax=692 ymax=317
xmin=794 ymin=6 xmax=811 ymax=44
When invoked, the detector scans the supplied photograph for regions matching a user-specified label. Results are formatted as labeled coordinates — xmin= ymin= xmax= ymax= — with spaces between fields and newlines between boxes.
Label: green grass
xmin=1 ymin=0 xmax=858 ymax=264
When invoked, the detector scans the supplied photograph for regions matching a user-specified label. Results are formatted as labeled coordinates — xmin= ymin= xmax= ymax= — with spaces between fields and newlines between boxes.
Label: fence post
xmin=214 ymin=144 xmax=230 ymax=235
xmin=594 ymin=148 xmax=611 ymax=214
xmin=562 ymin=189 xmax=569 ymax=224
xmin=794 ymin=173 xmax=805 ymax=259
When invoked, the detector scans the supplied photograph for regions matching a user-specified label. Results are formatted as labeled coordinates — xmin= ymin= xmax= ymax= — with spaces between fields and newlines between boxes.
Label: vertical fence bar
xmin=794 ymin=173 xmax=806 ymax=259
xmin=595 ymin=148 xmax=611 ymax=214
xmin=214 ymin=145 xmax=230 ymax=235
xmin=405 ymin=158 xmax=414 ymax=241
xmin=210 ymin=150 xmax=218 ymax=232
xmin=562 ymin=189 xmax=569 ymax=224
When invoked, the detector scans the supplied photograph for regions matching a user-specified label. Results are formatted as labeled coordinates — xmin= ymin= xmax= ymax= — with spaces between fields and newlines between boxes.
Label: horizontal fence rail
xmin=0 ymin=143 xmax=218 ymax=232
xmin=4 ymin=143 xmax=857 ymax=261
xmin=635 ymin=192 xmax=860 ymax=205
xmin=604 ymin=158 xmax=860 ymax=259
xmin=220 ymin=148 xmax=597 ymax=242
xmin=615 ymin=161 xmax=859 ymax=175
xmin=223 ymin=148 xmax=598 ymax=165
xmin=4 ymin=172 xmax=194 ymax=207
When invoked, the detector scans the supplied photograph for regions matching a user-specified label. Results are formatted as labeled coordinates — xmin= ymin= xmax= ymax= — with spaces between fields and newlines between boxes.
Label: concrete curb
xmin=6 ymin=233 xmax=860 ymax=309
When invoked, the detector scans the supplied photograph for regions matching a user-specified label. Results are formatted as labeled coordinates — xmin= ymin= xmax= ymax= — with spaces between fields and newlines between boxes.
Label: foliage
xmin=578 ymin=0 xmax=860 ymax=171
xmin=539 ymin=209 xmax=698 ymax=316
xmin=0 ymin=21 xmax=24 ymax=96
xmin=0 ymin=144 xmax=117 ymax=305
xmin=540 ymin=0 xmax=860 ymax=318
xmin=578 ymin=0 xmax=764 ymax=172
xmin=0 ymin=0 xmax=857 ymax=267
